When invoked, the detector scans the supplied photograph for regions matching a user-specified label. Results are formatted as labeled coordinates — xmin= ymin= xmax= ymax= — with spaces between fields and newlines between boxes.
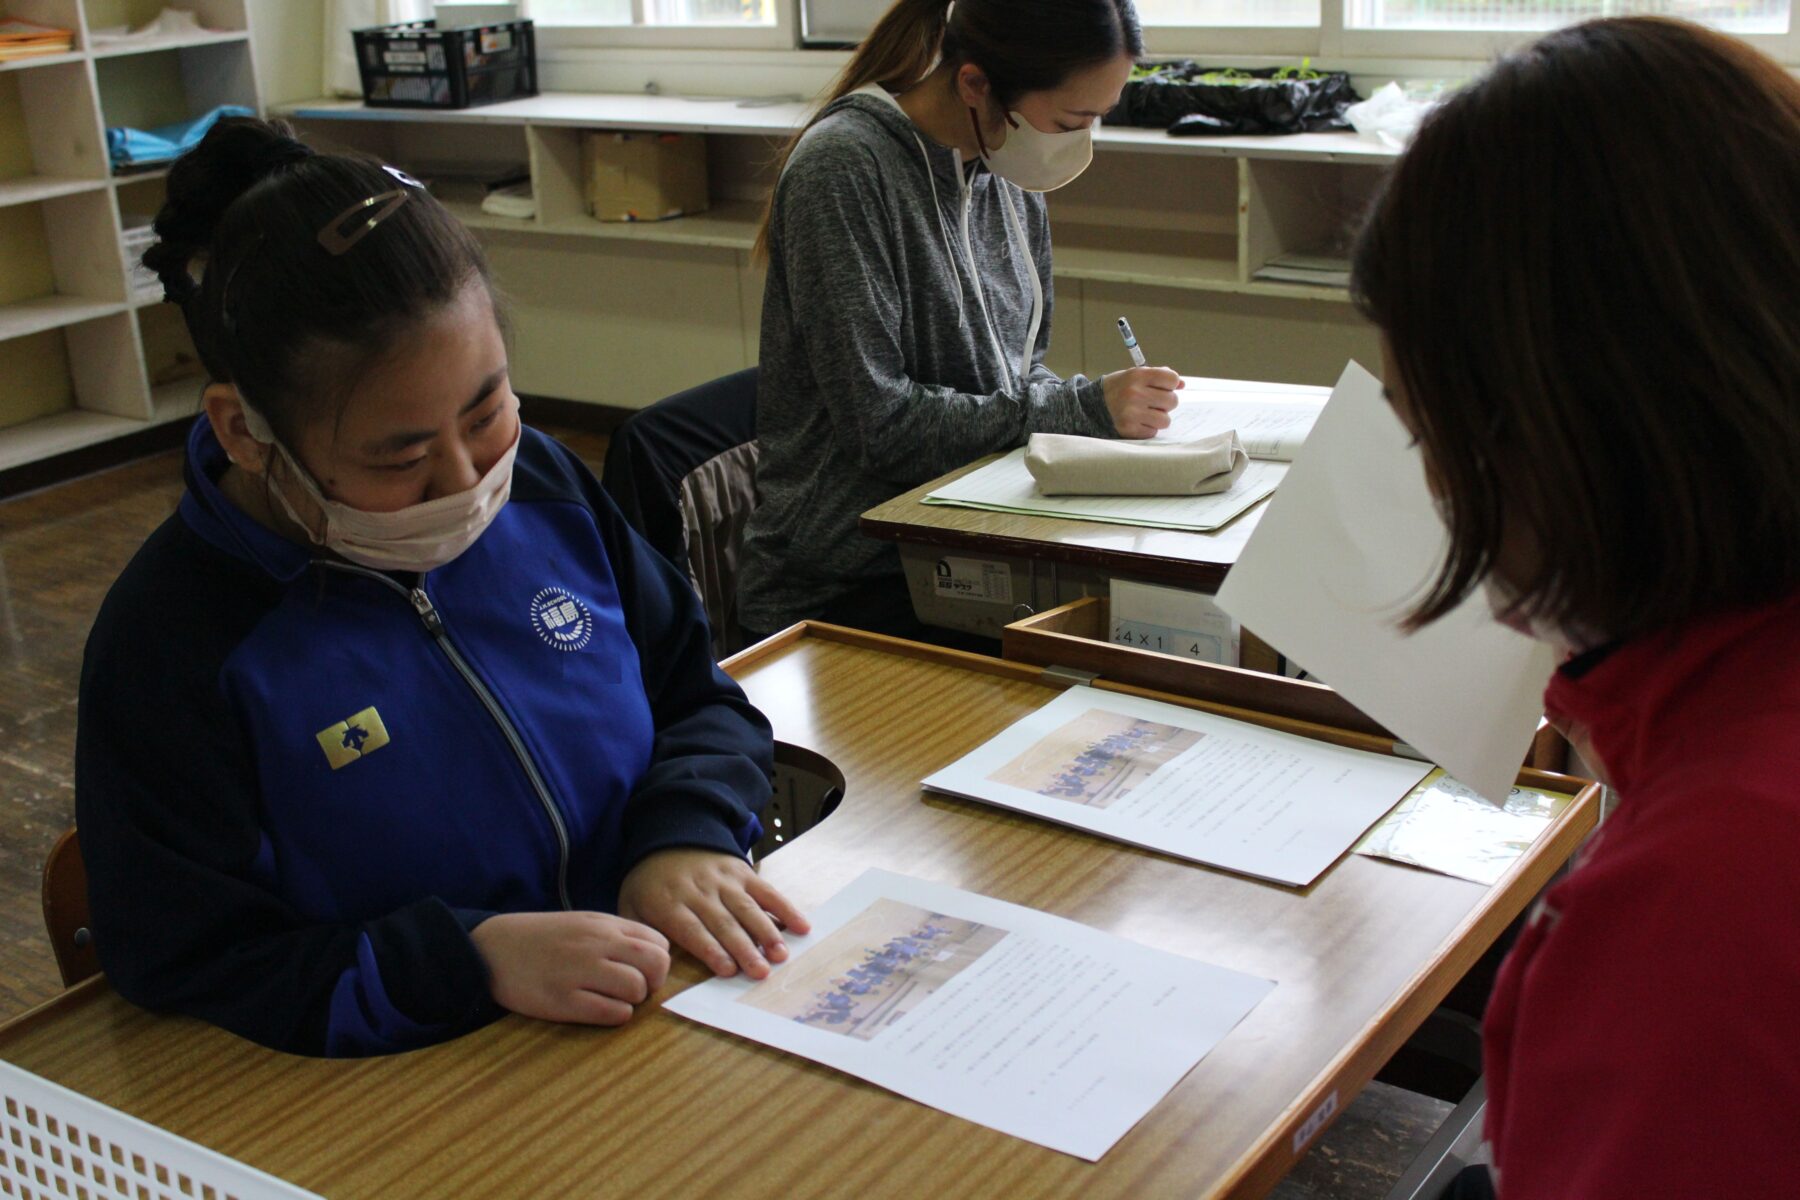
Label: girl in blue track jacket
xmin=75 ymin=117 xmax=810 ymax=1058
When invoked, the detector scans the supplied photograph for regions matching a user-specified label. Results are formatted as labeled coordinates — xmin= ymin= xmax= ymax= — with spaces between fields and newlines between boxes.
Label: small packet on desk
xmin=1025 ymin=430 xmax=1247 ymax=496
xmin=1356 ymin=768 xmax=1573 ymax=886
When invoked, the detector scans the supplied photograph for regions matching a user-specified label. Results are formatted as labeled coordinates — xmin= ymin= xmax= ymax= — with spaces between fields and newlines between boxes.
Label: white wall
xmin=248 ymin=0 xmax=326 ymax=107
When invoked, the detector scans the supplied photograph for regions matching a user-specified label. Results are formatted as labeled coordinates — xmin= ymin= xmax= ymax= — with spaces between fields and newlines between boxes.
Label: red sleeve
xmin=1490 ymin=786 xmax=1800 ymax=1198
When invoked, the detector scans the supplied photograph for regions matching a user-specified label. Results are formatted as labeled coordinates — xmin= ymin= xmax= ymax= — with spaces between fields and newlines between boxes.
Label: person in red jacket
xmin=1351 ymin=16 xmax=1800 ymax=1199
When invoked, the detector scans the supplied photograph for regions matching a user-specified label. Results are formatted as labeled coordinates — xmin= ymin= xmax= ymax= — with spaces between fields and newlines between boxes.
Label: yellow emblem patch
xmin=315 ymin=706 xmax=391 ymax=770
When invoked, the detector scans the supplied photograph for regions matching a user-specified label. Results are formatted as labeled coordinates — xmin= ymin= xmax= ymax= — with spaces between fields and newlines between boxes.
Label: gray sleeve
xmin=775 ymin=144 xmax=1114 ymax=487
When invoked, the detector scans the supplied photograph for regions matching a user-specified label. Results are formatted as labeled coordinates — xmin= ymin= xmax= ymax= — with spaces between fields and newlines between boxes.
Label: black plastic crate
xmin=353 ymin=19 xmax=537 ymax=110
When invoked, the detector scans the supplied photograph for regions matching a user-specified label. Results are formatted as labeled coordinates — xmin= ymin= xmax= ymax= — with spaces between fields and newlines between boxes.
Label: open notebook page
xmin=1165 ymin=379 xmax=1330 ymax=461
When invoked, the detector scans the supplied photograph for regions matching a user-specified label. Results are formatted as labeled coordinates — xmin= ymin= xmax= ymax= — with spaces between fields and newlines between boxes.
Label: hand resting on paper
xmin=470 ymin=910 xmax=672 ymax=1027
xmin=1102 ymin=367 xmax=1184 ymax=438
xmin=619 ymin=848 xmax=813 ymax=982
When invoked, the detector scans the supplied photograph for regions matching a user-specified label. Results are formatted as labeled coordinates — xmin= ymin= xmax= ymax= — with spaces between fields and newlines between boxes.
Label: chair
xmin=41 ymin=828 xmax=100 ymax=987
xmin=753 ymin=742 xmax=845 ymax=863
xmin=602 ymin=368 xmax=760 ymax=660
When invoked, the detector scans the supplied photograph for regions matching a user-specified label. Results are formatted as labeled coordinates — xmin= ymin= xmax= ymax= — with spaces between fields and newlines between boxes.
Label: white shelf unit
xmin=0 ymin=0 xmax=261 ymax=477
xmin=282 ymin=92 xmax=1397 ymax=409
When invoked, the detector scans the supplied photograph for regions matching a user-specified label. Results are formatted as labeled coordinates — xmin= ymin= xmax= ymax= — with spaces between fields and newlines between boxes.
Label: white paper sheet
xmin=922 ymin=453 xmax=1284 ymax=531
xmin=663 ymin=868 xmax=1274 ymax=1161
xmin=1165 ymin=396 xmax=1326 ymax=461
xmin=922 ymin=686 xmax=1432 ymax=886
xmin=1214 ymin=362 xmax=1558 ymax=804
xmin=919 ymin=377 xmax=1326 ymax=532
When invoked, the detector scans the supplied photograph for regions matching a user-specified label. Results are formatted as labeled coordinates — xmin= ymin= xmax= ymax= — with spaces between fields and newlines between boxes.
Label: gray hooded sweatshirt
xmin=739 ymin=86 xmax=1115 ymax=634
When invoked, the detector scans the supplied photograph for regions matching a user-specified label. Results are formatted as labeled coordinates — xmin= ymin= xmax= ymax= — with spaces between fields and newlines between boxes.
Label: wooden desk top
xmin=860 ymin=457 xmax=1267 ymax=591
xmin=0 ymin=626 xmax=1595 ymax=1199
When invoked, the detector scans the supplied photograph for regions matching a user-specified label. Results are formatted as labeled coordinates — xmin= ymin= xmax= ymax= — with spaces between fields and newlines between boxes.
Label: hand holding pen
xmin=1103 ymin=316 xmax=1184 ymax=439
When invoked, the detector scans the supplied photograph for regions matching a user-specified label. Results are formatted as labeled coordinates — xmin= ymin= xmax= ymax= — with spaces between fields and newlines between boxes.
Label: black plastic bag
xmin=1107 ymin=62 xmax=1362 ymax=137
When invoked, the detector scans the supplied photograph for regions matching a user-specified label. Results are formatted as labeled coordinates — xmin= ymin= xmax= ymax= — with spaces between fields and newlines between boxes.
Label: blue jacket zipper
xmin=318 ymin=561 xmax=575 ymax=911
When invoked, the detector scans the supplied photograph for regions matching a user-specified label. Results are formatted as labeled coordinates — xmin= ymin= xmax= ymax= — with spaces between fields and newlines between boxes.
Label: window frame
xmin=1325 ymin=0 xmax=1800 ymax=62
xmin=532 ymin=0 xmax=795 ymax=50
xmin=529 ymin=0 xmax=1800 ymax=64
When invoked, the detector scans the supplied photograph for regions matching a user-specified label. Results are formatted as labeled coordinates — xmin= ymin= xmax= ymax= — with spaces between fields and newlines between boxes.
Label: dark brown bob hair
xmin=1353 ymin=17 xmax=1800 ymax=641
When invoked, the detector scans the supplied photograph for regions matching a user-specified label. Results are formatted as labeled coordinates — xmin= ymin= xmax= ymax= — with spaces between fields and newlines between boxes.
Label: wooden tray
xmin=1005 ymin=597 xmax=1571 ymax=773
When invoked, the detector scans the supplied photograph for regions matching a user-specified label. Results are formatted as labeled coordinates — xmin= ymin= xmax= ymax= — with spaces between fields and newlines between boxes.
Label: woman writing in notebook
xmin=76 ymin=118 xmax=808 ymax=1058
xmin=1353 ymin=18 xmax=1800 ymax=1196
xmin=740 ymin=0 xmax=1183 ymax=643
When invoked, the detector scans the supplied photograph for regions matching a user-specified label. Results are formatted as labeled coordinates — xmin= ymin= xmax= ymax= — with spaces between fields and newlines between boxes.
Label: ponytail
xmin=754 ymin=0 xmax=1142 ymax=261
xmin=755 ymin=0 xmax=950 ymax=260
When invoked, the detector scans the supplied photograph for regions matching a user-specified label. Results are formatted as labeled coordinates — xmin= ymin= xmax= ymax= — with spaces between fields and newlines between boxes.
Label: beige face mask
xmin=241 ymin=401 xmax=519 ymax=575
xmin=974 ymin=109 xmax=1094 ymax=193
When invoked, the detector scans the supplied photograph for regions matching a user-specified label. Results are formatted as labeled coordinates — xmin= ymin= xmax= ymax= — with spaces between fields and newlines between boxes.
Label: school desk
xmin=0 ymin=625 xmax=1598 ymax=1198
xmin=860 ymin=455 xmax=1262 ymax=642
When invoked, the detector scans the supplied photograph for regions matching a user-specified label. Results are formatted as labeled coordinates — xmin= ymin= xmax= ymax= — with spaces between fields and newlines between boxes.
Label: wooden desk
xmin=860 ymin=458 xmax=1268 ymax=643
xmin=0 ymin=626 xmax=1597 ymax=1199
xmin=862 ymin=454 xmax=1264 ymax=592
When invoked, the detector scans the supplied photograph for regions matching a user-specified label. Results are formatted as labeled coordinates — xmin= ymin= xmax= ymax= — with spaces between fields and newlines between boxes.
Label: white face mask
xmin=240 ymin=401 xmax=518 ymax=574
xmin=976 ymin=110 xmax=1093 ymax=193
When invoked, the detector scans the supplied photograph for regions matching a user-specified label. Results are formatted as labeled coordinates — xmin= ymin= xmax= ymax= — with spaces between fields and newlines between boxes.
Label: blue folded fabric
xmin=107 ymin=104 xmax=255 ymax=168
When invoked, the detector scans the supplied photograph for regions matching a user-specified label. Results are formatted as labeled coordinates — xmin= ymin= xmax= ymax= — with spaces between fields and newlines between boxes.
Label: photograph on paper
xmin=737 ymin=899 xmax=1009 ymax=1041
xmin=987 ymin=709 xmax=1204 ymax=809
xmin=665 ymin=869 xmax=1276 ymax=1161
xmin=924 ymin=686 xmax=1434 ymax=887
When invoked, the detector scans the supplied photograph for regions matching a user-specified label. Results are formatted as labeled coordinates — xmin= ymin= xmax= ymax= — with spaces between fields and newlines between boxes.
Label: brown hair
xmin=1353 ymin=17 xmax=1800 ymax=641
xmin=754 ymin=0 xmax=1142 ymax=259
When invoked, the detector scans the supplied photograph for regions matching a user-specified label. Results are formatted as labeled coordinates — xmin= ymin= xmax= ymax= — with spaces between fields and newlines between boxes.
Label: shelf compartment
xmin=83 ymin=0 xmax=247 ymax=55
xmin=90 ymin=29 xmax=249 ymax=59
xmin=0 ymin=189 xmax=128 ymax=318
xmin=1241 ymin=157 xmax=1390 ymax=288
xmin=1052 ymin=150 xmax=1239 ymax=241
xmin=95 ymin=37 xmax=256 ymax=142
xmin=0 ymin=0 xmax=82 ymax=63
xmin=0 ymin=60 xmax=109 ymax=181
xmin=525 ymin=124 xmax=765 ymax=248
xmin=0 ymin=327 xmax=74 ymax=431
xmin=137 ymin=300 xmax=202 ymax=389
xmin=0 ymin=310 xmax=154 ymax=468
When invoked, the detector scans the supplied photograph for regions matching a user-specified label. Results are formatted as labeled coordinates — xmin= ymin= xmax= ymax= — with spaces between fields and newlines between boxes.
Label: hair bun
xmin=143 ymin=117 xmax=314 ymax=304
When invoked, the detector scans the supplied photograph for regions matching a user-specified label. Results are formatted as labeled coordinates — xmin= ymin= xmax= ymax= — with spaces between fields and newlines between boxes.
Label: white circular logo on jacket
xmin=530 ymin=587 xmax=593 ymax=652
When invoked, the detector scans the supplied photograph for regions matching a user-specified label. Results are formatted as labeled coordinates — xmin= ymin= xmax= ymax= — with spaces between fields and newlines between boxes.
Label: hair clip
xmin=316 ymin=166 xmax=424 ymax=256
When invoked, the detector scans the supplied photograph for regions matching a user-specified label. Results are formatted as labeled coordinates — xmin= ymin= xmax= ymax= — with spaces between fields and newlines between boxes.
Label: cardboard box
xmin=582 ymin=131 xmax=709 ymax=222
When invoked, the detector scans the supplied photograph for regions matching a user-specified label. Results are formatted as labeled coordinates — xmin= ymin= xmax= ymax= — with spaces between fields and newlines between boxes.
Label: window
xmin=1138 ymin=0 xmax=1320 ymax=27
xmin=528 ymin=0 xmax=776 ymax=27
xmin=1344 ymin=0 xmax=1790 ymax=35
xmin=532 ymin=0 xmax=1797 ymax=60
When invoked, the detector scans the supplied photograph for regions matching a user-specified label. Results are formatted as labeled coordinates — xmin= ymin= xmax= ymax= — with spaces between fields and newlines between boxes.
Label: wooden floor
xmin=0 ymin=421 xmax=1446 ymax=1200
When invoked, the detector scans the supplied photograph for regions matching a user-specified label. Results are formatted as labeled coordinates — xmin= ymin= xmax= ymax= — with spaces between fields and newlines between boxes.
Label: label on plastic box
xmin=933 ymin=558 xmax=1013 ymax=605
xmin=480 ymin=29 xmax=513 ymax=53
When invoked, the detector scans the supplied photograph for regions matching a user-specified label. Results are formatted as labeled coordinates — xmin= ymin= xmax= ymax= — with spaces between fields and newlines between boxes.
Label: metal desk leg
xmin=1383 ymin=1078 xmax=1487 ymax=1200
